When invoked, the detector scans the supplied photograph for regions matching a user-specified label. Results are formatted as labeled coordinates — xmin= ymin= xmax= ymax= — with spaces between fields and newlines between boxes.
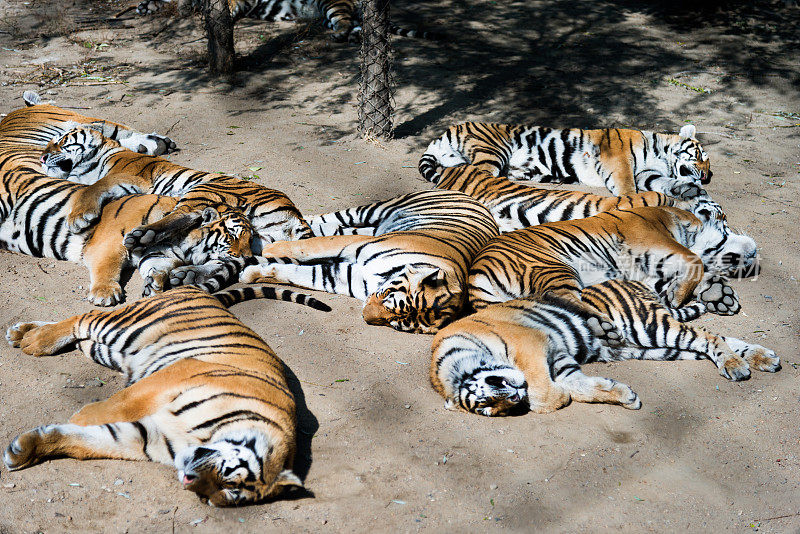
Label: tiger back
xmin=432 ymin=164 xmax=675 ymax=231
xmin=39 ymin=127 xmax=313 ymax=250
xmin=467 ymin=206 xmax=744 ymax=321
xmin=242 ymin=190 xmax=500 ymax=333
xmin=5 ymin=285 xmax=331 ymax=505
xmin=419 ymin=122 xmax=710 ymax=199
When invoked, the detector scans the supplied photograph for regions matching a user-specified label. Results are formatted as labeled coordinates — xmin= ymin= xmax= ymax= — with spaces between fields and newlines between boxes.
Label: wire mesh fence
xmin=358 ymin=0 xmax=394 ymax=140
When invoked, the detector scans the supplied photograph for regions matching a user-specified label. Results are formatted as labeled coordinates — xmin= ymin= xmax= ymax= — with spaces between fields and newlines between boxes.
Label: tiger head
xmin=362 ymin=265 xmax=460 ymax=333
xmin=184 ymin=207 xmax=255 ymax=264
xmin=668 ymin=124 xmax=711 ymax=186
xmin=446 ymin=366 xmax=529 ymax=417
xmin=40 ymin=127 xmax=109 ymax=179
xmin=175 ymin=431 xmax=303 ymax=506
xmin=684 ymin=196 xmax=758 ymax=276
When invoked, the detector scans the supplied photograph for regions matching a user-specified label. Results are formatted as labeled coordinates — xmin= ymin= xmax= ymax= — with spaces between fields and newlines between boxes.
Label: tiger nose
xmin=40 ymin=155 xmax=46 ymax=163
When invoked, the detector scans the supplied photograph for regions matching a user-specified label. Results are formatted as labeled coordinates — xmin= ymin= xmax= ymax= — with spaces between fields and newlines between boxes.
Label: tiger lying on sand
xmin=431 ymin=280 xmax=780 ymax=417
xmin=5 ymin=285 xmax=330 ymax=505
xmin=419 ymin=122 xmax=711 ymax=199
xmin=241 ymin=190 xmax=500 ymax=333
xmin=0 ymin=168 xmax=252 ymax=305
xmin=39 ymin=126 xmax=312 ymax=255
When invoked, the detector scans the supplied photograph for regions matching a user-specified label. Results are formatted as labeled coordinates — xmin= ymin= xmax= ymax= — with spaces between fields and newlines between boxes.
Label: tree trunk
xmin=358 ymin=0 xmax=393 ymax=139
xmin=203 ymin=0 xmax=235 ymax=75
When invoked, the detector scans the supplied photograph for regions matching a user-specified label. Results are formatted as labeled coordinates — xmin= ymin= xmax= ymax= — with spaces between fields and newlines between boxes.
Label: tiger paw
xmin=4 ymin=428 xmax=47 ymax=471
xmin=240 ymin=264 xmax=277 ymax=284
xmin=669 ymin=181 xmax=703 ymax=200
xmin=138 ymin=132 xmax=176 ymax=156
xmin=698 ymin=277 xmax=740 ymax=315
xmin=719 ymin=355 xmax=751 ymax=381
xmin=169 ymin=265 xmax=218 ymax=287
xmin=617 ymin=384 xmax=642 ymax=410
xmin=88 ymin=283 xmax=124 ymax=307
xmin=6 ymin=322 xmax=53 ymax=348
xmin=586 ymin=315 xmax=625 ymax=347
xmin=123 ymin=226 xmax=159 ymax=252
xmin=142 ymin=273 xmax=168 ymax=297
xmin=67 ymin=207 xmax=101 ymax=233
xmin=741 ymin=345 xmax=781 ymax=373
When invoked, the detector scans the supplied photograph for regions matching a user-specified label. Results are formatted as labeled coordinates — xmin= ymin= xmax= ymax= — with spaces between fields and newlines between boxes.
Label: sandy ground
xmin=0 ymin=0 xmax=798 ymax=532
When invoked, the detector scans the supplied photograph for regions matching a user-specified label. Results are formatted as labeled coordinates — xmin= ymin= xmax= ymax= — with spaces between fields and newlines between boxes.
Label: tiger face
xmin=175 ymin=432 xmax=302 ymax=506
xmin=670 ymin=125 xmax=711 ymax=186
xmin=40 ymin=127 xmax=104 ymax=179
xmin=361 ymin=266 xmax=458 ymax=333
xmin=185 ymin=207 xmax=254 ymax=264
xmin=446 ymin=367 xmax=528 ymax=417
xmin=688 ymin=196 xmax=758 ymax=276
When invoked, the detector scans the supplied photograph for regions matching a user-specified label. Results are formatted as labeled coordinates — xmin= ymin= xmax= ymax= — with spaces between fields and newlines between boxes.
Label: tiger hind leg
xmin=4 ymin=418 xmax=170 ymax=471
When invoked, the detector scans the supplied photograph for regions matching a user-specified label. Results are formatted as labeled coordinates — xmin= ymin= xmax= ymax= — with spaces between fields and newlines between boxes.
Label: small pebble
xmin=404 ymin=404 xmax=411 ymax=409
xmin=490 ymin=484 xmax=498 ymax=490
xmin=114 ymin=479 xmax=124 ymax=486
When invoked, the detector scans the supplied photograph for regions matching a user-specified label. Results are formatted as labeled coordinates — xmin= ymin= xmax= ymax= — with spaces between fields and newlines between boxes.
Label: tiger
xmin=239 ymin=190 xmax=500 ymax=333
xmin=430 ymin=280 xmax=780 ymax=417
xmin=39 ymin=126 xmax=312 ymax=254
xmin=0 ymin=91 xmax=176 ymax=166
xmin=418 ymin=122 xmax=711 ymax=199
xmin=467 ymin=206 xmax=754 ymax=333
xmin=429 ymin=164 xmax=757 ymax=276
xmin=0 ymin=168 xmax=253 ymax=305
xmin=4 ymin=284 xmax=331 ymax=506
xmin=136 ymin=0 xmax=436 ymax=42
xmin=430 ymin=280 xmax=781 ymax=416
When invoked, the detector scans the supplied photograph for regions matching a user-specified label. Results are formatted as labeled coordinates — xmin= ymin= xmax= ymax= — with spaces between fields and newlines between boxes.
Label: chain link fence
xmin=358 ymin=0 xmax=394 ymax=140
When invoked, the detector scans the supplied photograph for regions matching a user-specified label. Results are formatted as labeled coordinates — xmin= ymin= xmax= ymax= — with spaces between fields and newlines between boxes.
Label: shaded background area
xmin=0 ymin=0 xmax=798 ymax=531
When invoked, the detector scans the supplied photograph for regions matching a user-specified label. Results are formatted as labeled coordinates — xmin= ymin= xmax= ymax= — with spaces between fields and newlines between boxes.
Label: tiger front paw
xmin=67 ymin=206 xmax=101 ymax=233
xmin=698 ymin=277 xmax=740 ymax=315
xmin=669 ymin=181 xmax=704 ymax=200
xmin=123 ymin=226 xmax=160 ymax=252
xmin=142 ymin=272 xmax=169 ymax=297
xmin=719 ymin=354 xmax=751 ymax=381
xmin=4 ymin=428 xmax=47 ymax=471
xmin=6 ymin=322 xmax=53 ymax=348
xmin=741 ymin=345 xmax=781 ymax=373
xmin=88 ymin=283 xmax=124 ymax=307
xmin=139 ymin=132 xmax=177 ymax=156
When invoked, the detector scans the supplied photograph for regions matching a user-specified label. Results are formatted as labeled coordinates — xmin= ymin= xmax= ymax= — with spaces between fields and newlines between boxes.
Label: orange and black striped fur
xmin=430 ymin=280 xmax=780 ymax=417
xmin=40 ymin=127 xmax=312 ymax=255
xmin=242 ymin=190 xmax=500 ymax=333
xmin=0 ymin=91 xmax=175 ymax=174
xmin=468 ymin=207 xmax=748 ymax=342
xmin=431 ymin=164 xmax=676 ymax=232
xmin=0 ymin=168 xmax=253 ymax=305
xmin=137 ymin=0 xmax=436 ymax=41
xmin=4 ymin=285 xmax=330 ymax=506
xmin=419 ymin=122 xmax=711 ymax=199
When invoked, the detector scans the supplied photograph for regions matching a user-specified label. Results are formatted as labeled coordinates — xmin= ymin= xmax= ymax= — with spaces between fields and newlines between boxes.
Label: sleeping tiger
xmin=39 ymin=126 xmax=312 ymax=255
xmin=0 ymin=90 xmax=175 ymax=166
xmin=4 ymin=285 xmax=330 ymax=505
xmin=468 ymin=206 xmax=754 ymax=324
xmin=240 ymin=190 xmax=500 ymax=333
xmin=431 ymin=280 xmax=780 ymax=417
xmin=136 ymin=0 xmax=435 ymax=42
xmin=0 ymin=168 xmax=252 ymax=305
xmin=419 ymin=122 xmax=710 ymax=199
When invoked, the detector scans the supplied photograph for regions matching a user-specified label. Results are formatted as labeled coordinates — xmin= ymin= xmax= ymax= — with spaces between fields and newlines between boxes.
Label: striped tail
xmin=22 ymin=90 xmax=42 ymax=106
xmin=214 ymin=285 xmax=331 ymax=312
xmin=418 ymin=153 xmax=442 ymax=184
xmin=668 ymin=302 xmax=707 ymax=322
xmin=389 ymin=24 xmax=441 ymax=40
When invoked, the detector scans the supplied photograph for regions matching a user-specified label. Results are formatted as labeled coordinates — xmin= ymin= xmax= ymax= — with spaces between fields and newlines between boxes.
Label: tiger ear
xmin=409 ymin=267 xmax=445 ymax=288
xmin=679 ymin=124 xmax=696 ymax=138
xmin=274 ymin=469 xmax=304 ymax=490
xmin=201 ymin=207 xmax=220 ymax=225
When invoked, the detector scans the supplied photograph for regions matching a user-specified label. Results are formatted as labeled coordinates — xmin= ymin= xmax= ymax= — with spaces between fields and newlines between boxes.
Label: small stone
xmin=490 ymin=484 xmax=498 ymax=490
xmin=404 ymin=404 xmax=411 ymax=409
xmin=114 ymin=479 xmax=124 ymax=486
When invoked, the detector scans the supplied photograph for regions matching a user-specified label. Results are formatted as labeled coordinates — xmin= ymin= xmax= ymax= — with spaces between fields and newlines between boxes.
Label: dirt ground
xmin=0 ymin=0 xmax=798 ymax=532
